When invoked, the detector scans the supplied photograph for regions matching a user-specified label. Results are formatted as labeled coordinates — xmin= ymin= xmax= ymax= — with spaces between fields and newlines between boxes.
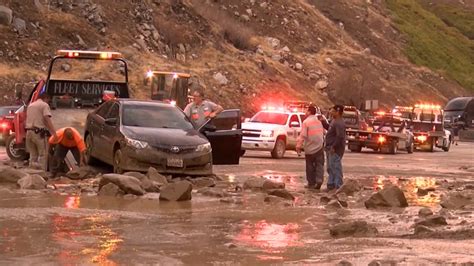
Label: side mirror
xmin=290 ymin=121 xmax=300 ymax=128
xmin=105 ymin=118 xmax=117 ymax=126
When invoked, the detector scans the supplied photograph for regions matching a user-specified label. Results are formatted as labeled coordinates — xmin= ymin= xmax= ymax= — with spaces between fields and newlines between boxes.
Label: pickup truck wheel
xmin=85 ymin=134 xmax=99 ymax=165
xmin=6 ymin=134 xmax=29 ymax=161
xmin=349 ymin=145 xmax=362 ymax=153
xmin=389 ymin=142 xmax=398 ymax=154
xmin=428 ymin=138 xmax=434 ymax=152
xmin=442 ymin=139 xmax=451 ymax=152
xmin=113 ymin=149 xmax=124 ymax=174
xmin=271 ymin=138 xmax=286 ymax=159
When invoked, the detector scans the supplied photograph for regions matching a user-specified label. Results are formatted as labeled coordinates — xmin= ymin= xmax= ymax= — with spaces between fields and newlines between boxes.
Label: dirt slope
xmin=0 ymin=0 xmax=470 ymax=114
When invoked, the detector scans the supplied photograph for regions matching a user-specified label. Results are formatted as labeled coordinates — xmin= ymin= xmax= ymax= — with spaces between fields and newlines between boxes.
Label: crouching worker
xmin=48 ymin=127 xmax=87 ymax=176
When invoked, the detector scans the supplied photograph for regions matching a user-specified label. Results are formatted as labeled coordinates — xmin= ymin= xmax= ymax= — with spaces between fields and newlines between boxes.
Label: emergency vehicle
xmin=241 ymin=101 xmax=325 ymax=159
xmin=6 ymin=50 xmax=130 ymax=161
xmin=346 ymin=112 xmax=414 ymax=154
xmin=411 ymin=104 xmax=451 ymax=152
xmin=144 ymin=71 xmax=191 ymax=110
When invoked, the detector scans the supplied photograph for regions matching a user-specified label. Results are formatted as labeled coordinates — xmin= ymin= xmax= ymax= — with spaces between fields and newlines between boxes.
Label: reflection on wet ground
xmin=0 ymin=173 xmax=472 ymax=264
xmin=369 ymin=175 xmax=440 ymax=206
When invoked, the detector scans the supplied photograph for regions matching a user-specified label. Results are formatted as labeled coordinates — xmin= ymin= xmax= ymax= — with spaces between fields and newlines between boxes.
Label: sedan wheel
xmin=113 ymin=149 xmax=124 ymax=174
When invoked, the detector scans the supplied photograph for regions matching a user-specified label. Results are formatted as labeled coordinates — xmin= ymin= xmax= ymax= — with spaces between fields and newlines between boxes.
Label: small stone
xmin=268 ymin=189 xmax=295 ymax=200
xmin=337 ymin=260 xmax=353 ymax=266
xmin=295 ymin=63 xmax=303 ymax=70
xmin=224 ymin=243 xmax=237 ymax=249
xmin=213 ymin=72 xmax=229 ymax=85
xmin=61 ymin=63 xmax=72 ymax=72
xmin=315 ymin=80 xmax=329 ymax=90
xmin=414 ymin=225 xmax=435 ymax=235
xmin=415 ymin=215 xmax=448 ymax=227
xmin=159 ymin=181 xmax=193 ymax=201
xmin=12 ymin=18 xmax=27 ymax=33
xmin=98 ymin=183 xmax=124 ymax=197
xmin=418 ymin=207 xmax=433 ymax=217
xmin=241 ymin=15 xmax=250 ymax=22
xmin=326 ymin=199 xmax=343 ymax=209
xmin=364 ymin=185 xmax=408 ymax=209
xmin=325 ymin=58 xmax=334 ymax=64
xmin=330 ymin=220 xmax=378 ymax=237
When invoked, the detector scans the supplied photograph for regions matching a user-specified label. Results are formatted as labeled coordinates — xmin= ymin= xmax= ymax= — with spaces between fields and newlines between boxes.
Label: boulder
xmin=243 ymin=177 xmax=265 ymax=189
xmin=0 ymin=166 xmax=29 ymax=183
xmin=66 ymin=166 xmax=96 ymax=180
xmin=125 ymin=172 xmax=160 ymax=193
xmin=262 ymin=179 xmax=285 ymax=190
xmin=329 ymin=221 xmax=378 ymax=237
xmin=320 ymin=196 xmax=331 ymax=205
xmin=264 ymin=195 xmax=286 ymax=204
xmin=17 ymin=174 xmax=46 ymax=190
xmin=415 ymin=215 xmax=447 ymax=227
xmin=159 ymin=181 xmax=192 ymax=201
xmin=326 ymin=199 xmax=343 ymax=209
xmin=146 ymin=167 xmax=168 ymax=185
xmin=364 ymin=185 xmax=408 ymax=209
xmin=336 ymin=179 xmax=361 ymax=196
xmin=266 ymin=37 xmax=280 ymax=49
xmin=268 ymin=189 xmax=295 ymax=201
xmin=418 ymin=207 xmax=433 ymax=217
xmin=440 ymin=192 xmax=473 ymax=209
xmin=337 ymin=260 xmax=353 ymax=266
xmin=189 ymin=177 xmax=216 ymax=188
xmin=0 ymin=6 xmax=13 ymax=26
xmin=414 ymin=225 xmax=435 ymax=235
xmin=61 ymin=63 xmax=71 ymax=72
xmin=368 ymin=260 xmax=398 ymax=266
xmin=198 ymin=187 xmax=229 ymax=198
xmin=213 ymin=72 xmax=228 ymax=85
xmin=98 ymin=183 xmax=124 ymax=197
xmin=12 ymin=17 xmax=26 ymax=32
xmin=315 ymin=80 xmax=329 ymax=90
xmin=295 ymin=63 xmax=303 ymax=70
xmin=100 ymin=174 xmax=145 ymax=196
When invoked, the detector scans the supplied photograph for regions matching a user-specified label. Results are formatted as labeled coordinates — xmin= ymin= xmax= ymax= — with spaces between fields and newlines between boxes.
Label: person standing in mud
xmin=325 ymin=105 xmax=346 ymax=191
xmin=25 ymin=93 xmax=57 ymax=170
xmin=48 ymin=127 xmax=87 ymax=177
xmin=296 ymin=105 xmax=326 ymax=190
xmin=184 ymin=89 xmax=224 ymax=128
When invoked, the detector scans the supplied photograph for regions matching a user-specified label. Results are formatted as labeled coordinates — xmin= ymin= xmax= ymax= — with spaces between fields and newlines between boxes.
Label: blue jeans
xmin=327 ymin=151 xmax=343 ymax=189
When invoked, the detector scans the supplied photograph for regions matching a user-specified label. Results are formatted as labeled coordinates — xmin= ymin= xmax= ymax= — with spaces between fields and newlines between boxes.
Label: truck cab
xmin=411 ymin=104 xmax=451 ymax=152
xmin=144 ymin=71 xmax=191 ymax=110
xmin=241 ymin=101 xmax=324 ymax=159
xmin=6 ymin=50 xmax=130 ymax=161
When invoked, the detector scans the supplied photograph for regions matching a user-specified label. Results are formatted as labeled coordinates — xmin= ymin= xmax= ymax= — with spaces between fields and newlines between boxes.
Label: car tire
xmin=271 ymin=137 xmax=286 ymax=159
xmin=85 ymin=134 xmax=99 ymax=165
xmin=349 ymin=145 xmax=362 ymax=153
xmin=428 ymin=138 xmax=434 ymax=152
xmin=389 ymin=142 xmax=398 ymax=155
xmin=113 ymin=148 xmax=124 ymax=174
xmin=6 ymin=133 xmax=28 ymax=161
xmin=442 ymin=139 xmax=451 ymax=152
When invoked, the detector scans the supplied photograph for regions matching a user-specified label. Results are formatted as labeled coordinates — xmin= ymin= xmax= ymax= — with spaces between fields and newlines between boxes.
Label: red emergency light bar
xmin=56 ymin=50 xmax=123 ymax=60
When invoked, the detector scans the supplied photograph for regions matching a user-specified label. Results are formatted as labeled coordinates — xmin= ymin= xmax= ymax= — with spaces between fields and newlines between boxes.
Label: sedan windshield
xmin=122 ymin=104 xmax=194 ymax=130
xmin=250 ymin=112 xmax=288 ymax=125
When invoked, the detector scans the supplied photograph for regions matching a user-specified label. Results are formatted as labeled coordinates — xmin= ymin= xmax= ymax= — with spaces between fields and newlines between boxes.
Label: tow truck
xmin=342 ymin=106 xmax=368 ymax=131
xmin=144 ymin=71 xmax=191 ymax=110
xmin=411 ymin=104 xmax=451 ymax=152
xmin=241 ymin=101 xmax=326 ymax=159
xmin=346 ymin=112 xmax=414 ymax=154
xmin=6 ymin=50 xmax=130 ymax=161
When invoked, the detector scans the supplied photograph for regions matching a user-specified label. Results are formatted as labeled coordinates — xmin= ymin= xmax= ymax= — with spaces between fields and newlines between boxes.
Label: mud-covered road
xmin=0 ymin=144 xmax=473 ymax=265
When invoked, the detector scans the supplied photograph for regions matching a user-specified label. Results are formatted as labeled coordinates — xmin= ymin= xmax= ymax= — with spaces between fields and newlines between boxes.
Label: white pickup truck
xmin=241 ymin=109 xmax=307 ymax=158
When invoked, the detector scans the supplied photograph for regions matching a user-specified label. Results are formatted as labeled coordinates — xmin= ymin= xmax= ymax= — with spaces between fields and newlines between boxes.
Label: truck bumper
xmin=242 ymin=138 xmax=276 ymax=151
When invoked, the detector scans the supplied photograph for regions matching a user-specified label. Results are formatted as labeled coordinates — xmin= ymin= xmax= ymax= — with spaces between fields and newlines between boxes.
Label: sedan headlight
xmin=261 ymin=130 xmax=273 ymax=137
xmin=126 ymin=137 xmax=149 ymax=149
xmin=196 ymin=143 xmax=212 ymax=152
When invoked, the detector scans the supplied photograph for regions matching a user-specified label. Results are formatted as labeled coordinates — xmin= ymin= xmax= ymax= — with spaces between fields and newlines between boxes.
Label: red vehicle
xmin=0 ymin=105 xmax=21 ymax=145
xmin=6 ymin=50 xmax=130 ymax=161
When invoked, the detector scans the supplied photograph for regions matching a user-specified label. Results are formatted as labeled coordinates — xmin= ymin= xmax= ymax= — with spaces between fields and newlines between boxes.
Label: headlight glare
xmin=196 ymin=143 xmax=212 ymax=152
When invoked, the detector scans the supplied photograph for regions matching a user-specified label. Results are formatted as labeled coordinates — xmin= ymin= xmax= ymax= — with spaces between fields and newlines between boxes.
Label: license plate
xmin=167 ymin=158 xmax=184 ymax=168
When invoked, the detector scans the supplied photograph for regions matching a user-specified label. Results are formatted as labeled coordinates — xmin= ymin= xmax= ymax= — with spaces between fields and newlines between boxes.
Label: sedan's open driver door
xmin=200 ymin=109 xmax=242 ymax=164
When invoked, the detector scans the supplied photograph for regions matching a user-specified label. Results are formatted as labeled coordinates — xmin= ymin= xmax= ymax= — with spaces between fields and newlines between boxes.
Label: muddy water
xmin=1 ymin=174 xmax=473 ymax=264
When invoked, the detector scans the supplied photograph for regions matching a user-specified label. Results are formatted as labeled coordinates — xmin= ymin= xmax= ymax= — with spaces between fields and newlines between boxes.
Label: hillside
xmin=0 ymin=0 xmax=472 ymax=115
